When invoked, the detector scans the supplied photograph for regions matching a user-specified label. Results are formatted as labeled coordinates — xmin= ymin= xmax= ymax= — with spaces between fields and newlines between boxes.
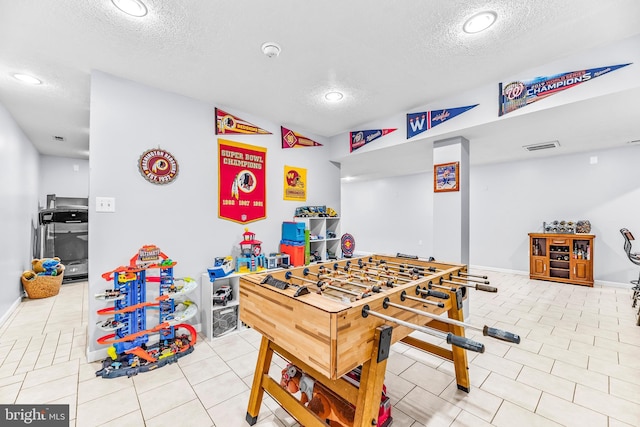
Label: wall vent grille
xmin=522 ymin=141 xmax=560 ymax=152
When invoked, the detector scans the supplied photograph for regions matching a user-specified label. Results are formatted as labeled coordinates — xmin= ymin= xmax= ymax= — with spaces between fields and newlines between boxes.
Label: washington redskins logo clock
xmin=138 ymin=148 xmax=179 ymax=185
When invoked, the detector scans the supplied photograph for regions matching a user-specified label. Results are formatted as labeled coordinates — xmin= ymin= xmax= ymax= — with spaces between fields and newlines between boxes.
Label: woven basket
xmin=21 ymin=265 xmax=65 ymax=299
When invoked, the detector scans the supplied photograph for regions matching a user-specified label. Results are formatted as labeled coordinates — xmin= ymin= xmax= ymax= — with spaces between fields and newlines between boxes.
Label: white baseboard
xmin=469 ymin=265 xmax=529 ymax=276
xmin=470 ymin=264 xmax=632 ymax=289
xmin=0 ymin=296 xmax=23 ymax=328
xmin=593 ymin=280 xmax=633 ymax=289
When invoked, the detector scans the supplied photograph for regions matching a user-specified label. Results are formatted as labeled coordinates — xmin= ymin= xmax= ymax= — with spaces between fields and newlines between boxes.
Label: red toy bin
xmin=279 ymin=242 xmax=305 ymax=267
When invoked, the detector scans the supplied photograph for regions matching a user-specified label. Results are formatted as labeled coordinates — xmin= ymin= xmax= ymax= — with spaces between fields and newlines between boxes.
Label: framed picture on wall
xmin=434 ymin=162 xmax=459 ymax=192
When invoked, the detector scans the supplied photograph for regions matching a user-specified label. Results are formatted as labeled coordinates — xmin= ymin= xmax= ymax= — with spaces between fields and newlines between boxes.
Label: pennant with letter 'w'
xmin=407 ymin=104 xmax=478 ymax=139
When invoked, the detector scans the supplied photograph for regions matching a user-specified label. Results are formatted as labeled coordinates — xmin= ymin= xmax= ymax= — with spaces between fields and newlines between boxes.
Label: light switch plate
xmin=96 ymin=197 xmax=116 ymax=212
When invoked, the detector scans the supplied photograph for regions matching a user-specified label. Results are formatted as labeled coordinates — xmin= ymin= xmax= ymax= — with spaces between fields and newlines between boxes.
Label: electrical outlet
xmin=96 ymin=197 xmax=116 ymax=213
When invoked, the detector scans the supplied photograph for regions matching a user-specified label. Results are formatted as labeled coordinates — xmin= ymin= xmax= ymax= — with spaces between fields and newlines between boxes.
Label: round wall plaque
xmin=138 ymin=148 xmax=179 ymax=185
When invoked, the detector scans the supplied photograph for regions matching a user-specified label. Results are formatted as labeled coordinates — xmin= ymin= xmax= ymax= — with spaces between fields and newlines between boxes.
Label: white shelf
xmin=200 ymin=273 xmax=246 ymax=341
xmin=212 ymin=299 xmax=239 ymax=311
xmin=293 ymin=217 xmax=341 ymax=262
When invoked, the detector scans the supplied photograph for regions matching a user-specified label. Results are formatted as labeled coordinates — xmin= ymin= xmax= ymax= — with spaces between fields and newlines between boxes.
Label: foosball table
xmin=240 ymin=254 xmax=520 ymax=427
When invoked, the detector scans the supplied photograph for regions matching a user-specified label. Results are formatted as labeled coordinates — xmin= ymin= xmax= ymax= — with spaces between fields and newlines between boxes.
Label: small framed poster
xmin=434 ymin=162 xmax=459 ymax=192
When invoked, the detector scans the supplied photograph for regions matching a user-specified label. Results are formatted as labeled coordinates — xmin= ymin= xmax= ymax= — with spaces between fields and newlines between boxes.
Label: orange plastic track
xmin=97 ymin=323 xmax=197 ymax=348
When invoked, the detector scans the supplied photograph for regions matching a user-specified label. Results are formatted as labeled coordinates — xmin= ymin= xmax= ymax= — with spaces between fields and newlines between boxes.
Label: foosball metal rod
xmin=285 ymin=271 xmax=368 ymax=298
xmin=351 ymin=262 xmax=409 ymax=280
xmin=415 ymin=286 xmax=450 ymax=300
xmin=331 ymin=266 xmax=383 ymax=287
xmin=458 ymin=271 xmax=489 ymax=280
xmin=317 ymin=273 xmax=382 ymax=293
xmin=359 ymin=260 xmax=422 ymax=280
xmin=325 ymin=264 xmax=393 ymax=287
xmin=361 ymin=305 xmax=485 ymax=353
xmin=441 ymin=278 xmax=497 ymax=293
xmin=451 ymin=275 xmax=491 ymax=285
xmin=319 ymin=283 xmax=368 ymax=299
xmin=424 ymin=265 xmax=488 ymax=282
xmin=384 ymin=297 xmax=520 ymax=344
xmin=426 ymin=280 xmax=457 ymax=292
xmin=369 ymin=257 xmax=428 ymax=272
xmin=400 ymin=290 xmax=445 ymax=308
xmin=342 ymin=265 xmax=403 ymax=287
xmin=350 ymin=269 xmax=401 ymax=287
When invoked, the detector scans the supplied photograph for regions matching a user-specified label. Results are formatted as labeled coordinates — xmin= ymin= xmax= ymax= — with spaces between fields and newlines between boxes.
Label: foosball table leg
xmin=353 ymin=325 xmax=392 ymax=426
xmin=449 ymin=293 xmax=471 ymax=392
xmin=246 ymin=336 xmax=274 ymax=425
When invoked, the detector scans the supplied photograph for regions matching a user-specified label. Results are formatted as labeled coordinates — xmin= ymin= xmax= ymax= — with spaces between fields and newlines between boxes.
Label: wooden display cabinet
xmin=528 ymin=233 xmax=595 ymax=287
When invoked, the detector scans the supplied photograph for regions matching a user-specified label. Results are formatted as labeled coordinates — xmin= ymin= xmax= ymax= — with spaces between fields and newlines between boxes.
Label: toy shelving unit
xmin=95 ymin=245 xmax=198 ymax=379
xmin=201 ymin=272 xmax=244 ymax=341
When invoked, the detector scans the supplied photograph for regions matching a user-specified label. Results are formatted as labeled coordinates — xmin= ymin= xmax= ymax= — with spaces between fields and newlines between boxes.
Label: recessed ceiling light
xmin=325 ymin=91 xmax=344 ymax=102
xmin=111 ymin=0 xmax=148 ymax=17
xmin=261 ymin=42 xmax=281 ymax=58
xmin=463 ymin=11 xmax=497 ymax=34
xmin=13 ymin=73 xmax=42 ymax=85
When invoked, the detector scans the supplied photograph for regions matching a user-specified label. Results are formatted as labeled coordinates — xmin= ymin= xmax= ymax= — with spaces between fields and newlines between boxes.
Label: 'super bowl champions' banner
xmin=499 ymin=63 xmax=630 ymax=116
xmin=350 ymin=128 xmax=396 ymax=152
xmin=215 ymin=108 xmax=271 ymax=135
xmin=407 ymin=105 xmax=478 ymax=139
xmin=281 ymin=126 xmax=323 ymax=148
xmin=283 ymin=165 xmax=306 ymax=201
xmin=218 ymin=139 xmax=267 ymax=224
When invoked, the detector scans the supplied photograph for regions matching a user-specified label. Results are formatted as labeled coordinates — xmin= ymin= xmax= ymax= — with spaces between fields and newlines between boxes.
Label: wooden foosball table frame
xmin=240 ymin=254 xmax=506 ymax=427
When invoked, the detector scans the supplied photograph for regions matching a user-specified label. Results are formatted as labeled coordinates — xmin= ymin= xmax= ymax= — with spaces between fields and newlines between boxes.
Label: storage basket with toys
xmin=21 ymin=257 xmax=65 ymax=299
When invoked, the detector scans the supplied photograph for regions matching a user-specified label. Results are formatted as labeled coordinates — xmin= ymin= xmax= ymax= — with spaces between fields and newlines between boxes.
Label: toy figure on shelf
xmin=208 ymin=256 xmax=234 ymax=279
xmin=236 ymin=228 xmax=266 ymax=273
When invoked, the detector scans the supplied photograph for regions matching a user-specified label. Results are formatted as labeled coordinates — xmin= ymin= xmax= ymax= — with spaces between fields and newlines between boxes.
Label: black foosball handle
xmin=446 ymin=333 xmax=485 ymax=353
xmin=260 ymin=274 xmax=290 ymax=290
xmin=476 ymin=284 xmax=498 ymax=292
xmin=396 ymin=252 xmax=418 ymax=259
xmin=483 ymin=326 xmax=521 ymax=344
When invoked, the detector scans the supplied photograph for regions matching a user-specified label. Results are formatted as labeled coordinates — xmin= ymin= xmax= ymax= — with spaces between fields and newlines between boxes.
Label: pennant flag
xmin=281 ymin=126 xmax=323 ymax=148
xmin=407 ymin=104 xmax=478 ymax=139
xmin=499 ymin=63 xmax=631 ymax=116
xmin=215 ymin=108 xmax=271 ymax=135
xmin=350 ymin=128 xmax=397 ymax=152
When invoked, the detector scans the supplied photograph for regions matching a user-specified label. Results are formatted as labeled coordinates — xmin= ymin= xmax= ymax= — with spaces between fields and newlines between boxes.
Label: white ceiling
xmin=1 ymin=1 xmax=639 ymax=177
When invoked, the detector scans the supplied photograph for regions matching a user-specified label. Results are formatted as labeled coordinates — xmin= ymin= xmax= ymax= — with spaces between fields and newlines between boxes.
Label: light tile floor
xmin=1 ymin=271 xmax=639 ymax=426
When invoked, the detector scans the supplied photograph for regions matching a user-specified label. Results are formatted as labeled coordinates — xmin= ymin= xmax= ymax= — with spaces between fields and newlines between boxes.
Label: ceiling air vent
xmin=52 ymin=135 xmax=65 ymax=142
xmin=522 ymin=140 xmax=559 ymax=152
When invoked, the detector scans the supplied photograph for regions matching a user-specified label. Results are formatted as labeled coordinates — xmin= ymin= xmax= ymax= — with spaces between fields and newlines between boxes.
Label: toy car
xmin=213 ymin=285 xmax=233 ymax=306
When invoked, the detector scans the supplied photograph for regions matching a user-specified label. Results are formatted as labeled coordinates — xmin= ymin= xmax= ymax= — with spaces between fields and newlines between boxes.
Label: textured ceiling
xmin=1 ymin=0 xmax=639 ymax=173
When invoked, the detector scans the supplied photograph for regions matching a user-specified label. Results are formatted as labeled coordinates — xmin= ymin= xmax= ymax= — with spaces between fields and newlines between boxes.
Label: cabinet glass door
xmin=532 ymin=237 xmax=546 ymax=257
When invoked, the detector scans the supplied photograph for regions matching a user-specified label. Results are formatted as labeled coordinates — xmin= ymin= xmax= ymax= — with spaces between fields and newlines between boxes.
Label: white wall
xmin=38 ymin=155 xmax=89 ymax=207
xmin=341 ymin=172 xmax=434 ymax=258
xmin=87 ymin=71 xmax=340 ymax=359
xmin=0 ymin=102 xmax=40 ymax=322
xmin=342 ymin=144 xmax=640 ymax=285
xmin=470 ymin=144 xmax=640 ymax=284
